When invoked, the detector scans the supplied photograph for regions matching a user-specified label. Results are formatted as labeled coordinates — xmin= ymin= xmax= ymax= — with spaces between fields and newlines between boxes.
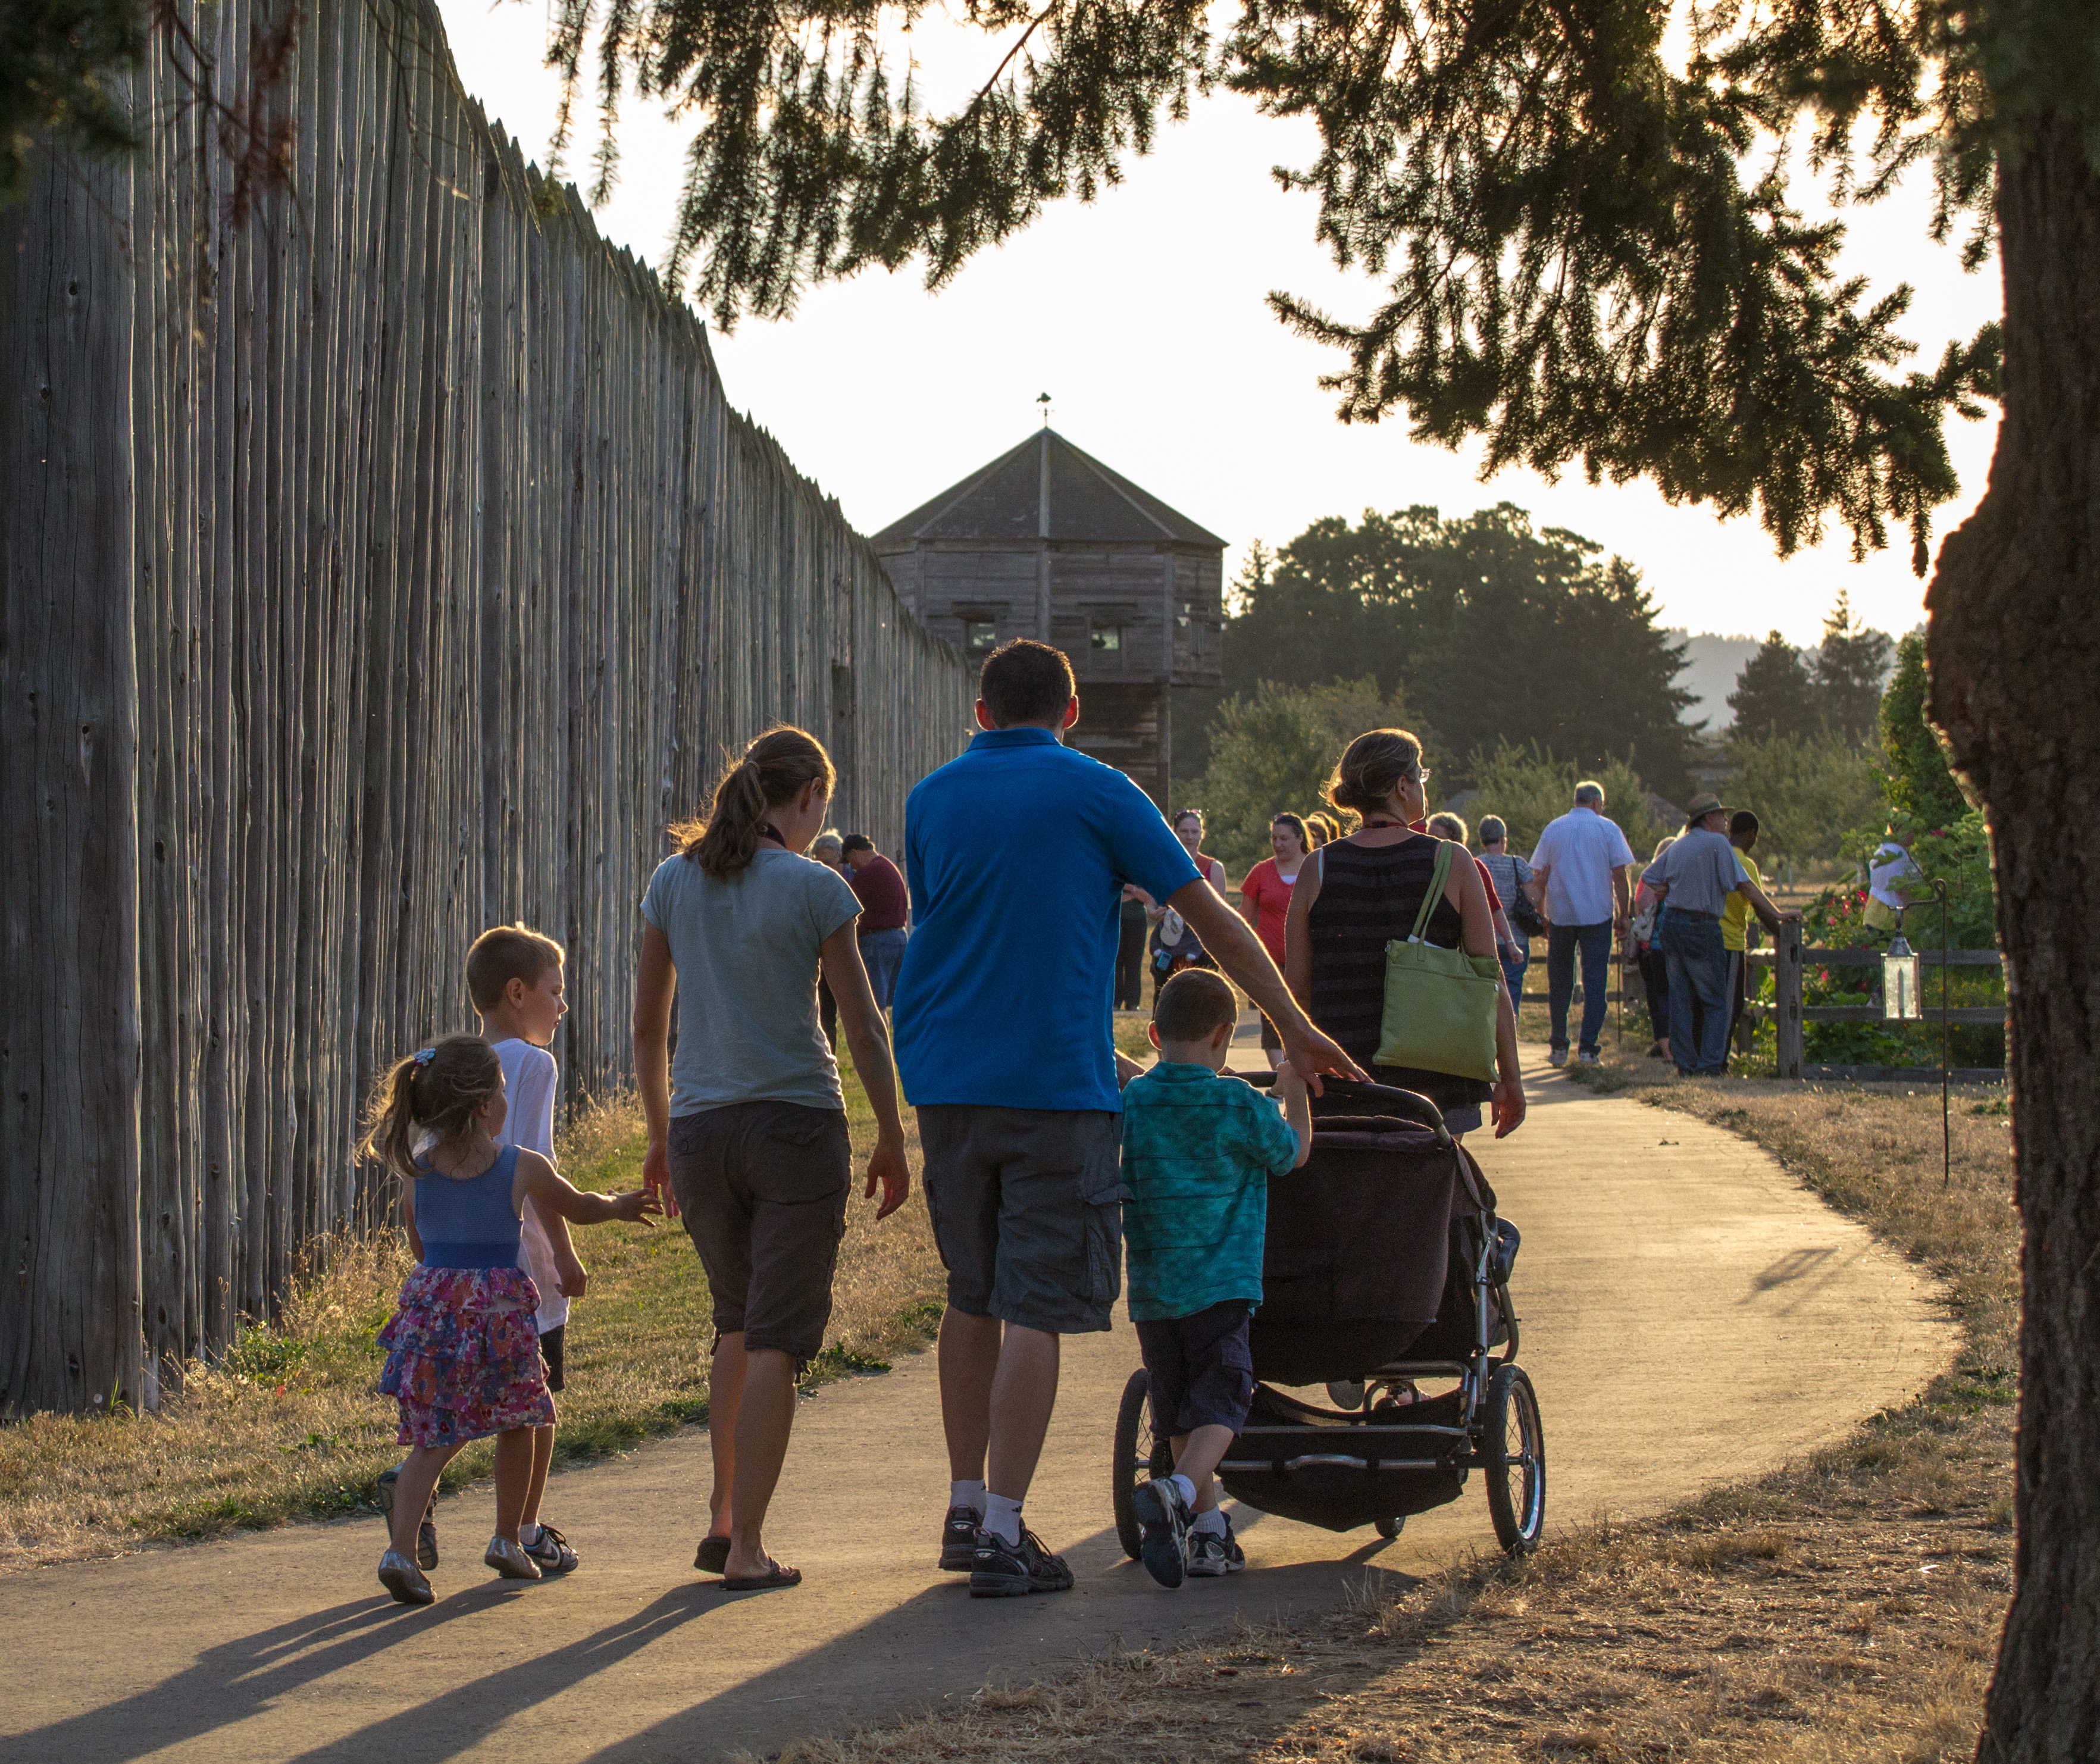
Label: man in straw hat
xmin=1641 ymin=793 xmax=1801 ymax=1076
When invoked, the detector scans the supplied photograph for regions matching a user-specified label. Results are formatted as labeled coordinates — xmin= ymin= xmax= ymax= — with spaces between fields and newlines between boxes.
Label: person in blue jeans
xmin=1642 ymin=793 xmax=1801 ymax=1075
xmin=1528 ymin=783 xmax=1636 ymax=1065
xmin=840 ymin=834 xmax=911 ymax=1012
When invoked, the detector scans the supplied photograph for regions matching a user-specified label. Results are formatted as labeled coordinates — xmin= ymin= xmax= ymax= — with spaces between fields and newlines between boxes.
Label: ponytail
xmin=358 ymin=1034 xmax=503 ymax=1180
xmin=672 ymin=726 xmax=837 ymax=878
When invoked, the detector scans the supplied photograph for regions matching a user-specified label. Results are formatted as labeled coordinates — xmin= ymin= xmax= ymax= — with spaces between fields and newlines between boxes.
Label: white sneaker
xmin=1186 ymin=1516 xmax=1245 ymax=1577
xmin=1578 ymin=1050 xmax=1601 ymax=1065
xmin=1547 ymin=1049 xmax=1568 ymax=1068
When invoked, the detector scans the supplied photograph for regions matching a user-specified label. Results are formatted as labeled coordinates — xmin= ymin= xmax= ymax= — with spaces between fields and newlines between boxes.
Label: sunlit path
xmin=0 ymin=1049 xmax=1950 ymax=1764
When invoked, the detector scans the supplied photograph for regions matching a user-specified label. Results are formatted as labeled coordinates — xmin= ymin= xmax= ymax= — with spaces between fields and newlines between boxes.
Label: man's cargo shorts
xmin=914 ymin=1105 xmax=1125 ymax=1334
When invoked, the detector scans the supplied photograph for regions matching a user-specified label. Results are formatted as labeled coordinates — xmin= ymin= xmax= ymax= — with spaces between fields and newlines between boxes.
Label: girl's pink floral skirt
xmin=377 ymin=1265 xmax=555 ymax=1448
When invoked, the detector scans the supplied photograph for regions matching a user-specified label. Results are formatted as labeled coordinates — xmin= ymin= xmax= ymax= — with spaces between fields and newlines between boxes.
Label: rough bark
xmin=1927 ymin=115 xmax=2100 ymax=1764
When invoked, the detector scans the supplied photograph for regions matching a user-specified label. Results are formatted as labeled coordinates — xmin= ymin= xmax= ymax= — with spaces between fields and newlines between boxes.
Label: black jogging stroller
xmin=1110 ymin=1078 xmax=1545 ymax=1558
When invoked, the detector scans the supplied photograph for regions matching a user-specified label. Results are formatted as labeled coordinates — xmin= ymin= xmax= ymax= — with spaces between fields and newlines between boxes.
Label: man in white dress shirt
xmin=1528 ymin=781 xmax=1635 ymax=1066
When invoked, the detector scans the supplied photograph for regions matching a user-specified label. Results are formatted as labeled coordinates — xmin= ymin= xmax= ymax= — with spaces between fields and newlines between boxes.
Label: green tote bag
xmin=1374 ymin=839 xmax=1503 ymax=1081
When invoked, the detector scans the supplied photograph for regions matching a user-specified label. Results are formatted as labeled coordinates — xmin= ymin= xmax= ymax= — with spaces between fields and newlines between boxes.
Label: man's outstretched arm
xmin=1169 ymin=880 xmax=1366 ymax=1086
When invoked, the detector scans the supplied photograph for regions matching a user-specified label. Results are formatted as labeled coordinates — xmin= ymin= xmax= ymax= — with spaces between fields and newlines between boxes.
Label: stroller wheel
xmin=1373 ymin=1513 xmax=1406 ymax=1541
xmin=1112 ymin=1368 xmax=1171 ymax=1561
xmin=1483 ymin=1363 xmax=1546 ymax=1555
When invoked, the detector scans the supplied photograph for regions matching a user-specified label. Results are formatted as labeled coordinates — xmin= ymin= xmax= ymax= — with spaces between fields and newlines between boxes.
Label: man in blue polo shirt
xmin=893 ymin=639 xmax=1362 ymax=1599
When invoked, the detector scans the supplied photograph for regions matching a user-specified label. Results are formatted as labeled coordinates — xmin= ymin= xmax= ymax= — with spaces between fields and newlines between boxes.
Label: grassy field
xmin=753 ymin=1072 xmax=2018 ymax=1764
xmin=0 ymin=1070 xmax=948 ymax=1571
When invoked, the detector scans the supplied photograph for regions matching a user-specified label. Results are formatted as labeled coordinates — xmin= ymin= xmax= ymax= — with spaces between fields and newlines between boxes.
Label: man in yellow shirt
xmin=1720 ymin=810 xmax=1767 ymax=1064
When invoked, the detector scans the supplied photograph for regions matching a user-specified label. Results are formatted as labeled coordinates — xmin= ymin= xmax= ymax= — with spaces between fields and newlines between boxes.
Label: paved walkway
xmin=1 ymin=1050 xmax=1952 ymax=1763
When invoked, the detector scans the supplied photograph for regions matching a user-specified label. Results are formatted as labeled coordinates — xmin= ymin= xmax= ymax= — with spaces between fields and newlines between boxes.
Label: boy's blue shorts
xmin=1136 ymin=1299 xmax=1255 ymax=1438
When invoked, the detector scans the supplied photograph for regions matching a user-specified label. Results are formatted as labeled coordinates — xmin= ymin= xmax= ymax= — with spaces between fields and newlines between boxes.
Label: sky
xmin=434 ymin=2 xmax=2005 ymax=650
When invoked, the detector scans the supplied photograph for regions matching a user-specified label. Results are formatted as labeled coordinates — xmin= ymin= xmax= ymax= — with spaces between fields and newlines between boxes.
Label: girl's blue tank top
xmin=414 ymin=1144 xmax=522 ymax=1269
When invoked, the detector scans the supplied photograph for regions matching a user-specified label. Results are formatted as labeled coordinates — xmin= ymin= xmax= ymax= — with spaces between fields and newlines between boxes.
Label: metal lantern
xmin=1883 ymin=932 xmax=1923 ymax=1021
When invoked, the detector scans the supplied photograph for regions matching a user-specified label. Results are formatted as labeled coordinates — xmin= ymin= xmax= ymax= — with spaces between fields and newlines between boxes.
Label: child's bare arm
xmin=1273 ymin=1065 xmax=1313 ymax=1168
xmin=530 ymin=1195 xmax=587 ymax=1297
xmin=514 ymin=1149 xmax=661 ymax=1228
xmin=402 ymin=1184 xmax=424 ymax=1260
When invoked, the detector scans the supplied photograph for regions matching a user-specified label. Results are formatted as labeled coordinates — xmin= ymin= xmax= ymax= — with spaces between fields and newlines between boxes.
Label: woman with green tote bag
xmin=1284 ymin=730 xmax=1526 ymax=1141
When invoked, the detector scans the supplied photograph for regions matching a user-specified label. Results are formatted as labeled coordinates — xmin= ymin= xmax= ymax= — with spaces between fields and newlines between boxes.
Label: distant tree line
xmin=1176 ymin=504 xmax=1696 ymax=796
xmin=1726 ymin=592 xmax=1894 ymax=743
xmin=1176 ymin=505 xmax=1945 ymax=879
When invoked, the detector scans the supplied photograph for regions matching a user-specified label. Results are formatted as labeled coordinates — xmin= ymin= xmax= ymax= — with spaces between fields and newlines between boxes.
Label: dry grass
xmin=747 ymin=1075 xmax=2017 ymax=1764
xmin=0 ymin=1066 xmax=947 ymax=1571
xmin=755 ymin=1506 xmax=2004 ymax=1763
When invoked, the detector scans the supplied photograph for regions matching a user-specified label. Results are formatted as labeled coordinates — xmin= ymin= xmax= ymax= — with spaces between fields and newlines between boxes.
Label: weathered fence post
xmin=1775 ymin=919 xmax=1805 ymax=1080
xmin=0 ymin=141 xmax=146 ymax=1416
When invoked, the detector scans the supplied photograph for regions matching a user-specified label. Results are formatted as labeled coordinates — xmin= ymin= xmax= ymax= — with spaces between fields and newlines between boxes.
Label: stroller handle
xmin=1238 ymin=1072 xmax=1451 ymax=1144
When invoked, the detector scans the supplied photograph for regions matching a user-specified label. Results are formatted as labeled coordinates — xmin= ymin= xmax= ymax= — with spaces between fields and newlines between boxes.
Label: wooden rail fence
xmin=1743 ymin=930 xmax=2008 ymax=1081
xmin=0 ymin=0 xmax=974 ymax=1415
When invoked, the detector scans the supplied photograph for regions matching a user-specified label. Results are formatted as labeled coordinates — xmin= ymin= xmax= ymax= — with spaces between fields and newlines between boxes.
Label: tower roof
xmin=871 ymin=429 xmax=1223 ymax=548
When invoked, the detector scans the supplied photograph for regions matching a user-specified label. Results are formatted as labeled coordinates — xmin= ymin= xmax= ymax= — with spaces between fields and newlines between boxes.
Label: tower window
xmin=963 ymin=618 xmax=997 ymax=655
xmin=1090 ymin=624 xmax=1123 ymax=653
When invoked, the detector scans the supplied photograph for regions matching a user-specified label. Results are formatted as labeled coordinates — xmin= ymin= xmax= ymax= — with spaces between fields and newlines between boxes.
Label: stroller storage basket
xmin=1219 ymin=1384 xmax=1469 ymax=1532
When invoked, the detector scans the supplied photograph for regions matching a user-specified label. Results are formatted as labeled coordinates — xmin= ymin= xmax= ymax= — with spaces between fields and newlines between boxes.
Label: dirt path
xmin=0 ymin=1050 xmax=1952 ymax=1764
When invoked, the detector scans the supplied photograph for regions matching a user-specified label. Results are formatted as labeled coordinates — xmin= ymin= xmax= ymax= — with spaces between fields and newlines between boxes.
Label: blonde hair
xmin=1426 ymin=811 xmax=1467 ymax=844
xmin=671 ymin=727 xmax=837 ymax=878
xmin=1326 ymin=729 xmax=1425 ymax=818
xmin=359 ymin=1035 xmax=503 ymax=1181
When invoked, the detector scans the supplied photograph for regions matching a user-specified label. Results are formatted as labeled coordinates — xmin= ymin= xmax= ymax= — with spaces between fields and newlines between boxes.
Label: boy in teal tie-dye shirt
xmin=1121 ymin=969 xmax=1311 ymax=1587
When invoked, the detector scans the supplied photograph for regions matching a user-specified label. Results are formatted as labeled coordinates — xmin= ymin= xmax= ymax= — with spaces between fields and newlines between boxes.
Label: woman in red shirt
xmin=1238 ymin=812 xmax=1310 ymax=1068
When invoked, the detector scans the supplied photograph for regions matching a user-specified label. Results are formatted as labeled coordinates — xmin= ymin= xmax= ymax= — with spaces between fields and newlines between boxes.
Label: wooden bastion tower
xmin=872 ymin=431 xmax=1226 ymax=805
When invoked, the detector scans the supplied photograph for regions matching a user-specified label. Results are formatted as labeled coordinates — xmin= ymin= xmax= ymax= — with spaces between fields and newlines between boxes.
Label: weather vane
xmin=1037 ymin=391 xmax=1051 ymax=428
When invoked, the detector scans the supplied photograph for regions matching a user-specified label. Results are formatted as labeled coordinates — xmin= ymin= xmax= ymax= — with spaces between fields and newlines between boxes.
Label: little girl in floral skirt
xmin=364 ymin=1034 xmax=658 ymax=1606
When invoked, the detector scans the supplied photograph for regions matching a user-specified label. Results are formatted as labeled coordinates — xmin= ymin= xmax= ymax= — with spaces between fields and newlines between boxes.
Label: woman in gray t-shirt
xmin=635 ymin=726 xmax=910 ymax=1591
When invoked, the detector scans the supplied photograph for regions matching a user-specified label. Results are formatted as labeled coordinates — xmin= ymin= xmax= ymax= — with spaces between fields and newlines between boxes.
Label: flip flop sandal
xmin=694 ymin=1535 xmax=731 ymax=1575
xmin=721 ymin=1559 xmax=802 ymax=1592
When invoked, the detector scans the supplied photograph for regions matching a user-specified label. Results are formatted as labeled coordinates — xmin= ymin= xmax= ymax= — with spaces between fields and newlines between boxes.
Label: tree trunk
xmin=1928 ymin=115 xmax=2100 ymax=1764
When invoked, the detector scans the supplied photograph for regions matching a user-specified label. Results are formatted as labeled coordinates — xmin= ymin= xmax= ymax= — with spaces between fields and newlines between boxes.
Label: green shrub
xmin=1722 ymin=731 xmax=1882 ymax=866
xmin=1192 ymin=677 xmax=1413 ymax=870
xmin=1878 ymin=633 xmax=1971 ymax=833
xmin=1797 ymin=817 xmax=2004 ymax=1066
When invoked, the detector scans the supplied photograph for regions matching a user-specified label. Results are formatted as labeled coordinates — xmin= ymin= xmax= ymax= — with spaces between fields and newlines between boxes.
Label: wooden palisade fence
xmin=0 ymin=0 xmax=973 ymax=1415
